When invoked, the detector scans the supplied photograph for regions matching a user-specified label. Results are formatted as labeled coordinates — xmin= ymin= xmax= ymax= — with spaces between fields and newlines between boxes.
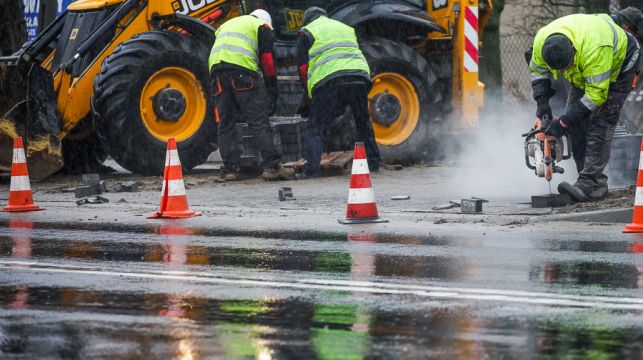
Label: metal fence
xmin=500 ymin=33 xmax=533 ymax=105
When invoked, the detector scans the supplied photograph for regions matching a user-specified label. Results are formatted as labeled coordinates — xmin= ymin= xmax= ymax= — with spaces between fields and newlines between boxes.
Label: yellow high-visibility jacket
xmin=530 ymin=13 xmax=628 ymax=110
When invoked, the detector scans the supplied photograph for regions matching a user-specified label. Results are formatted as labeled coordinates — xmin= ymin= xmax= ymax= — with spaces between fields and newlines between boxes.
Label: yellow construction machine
xmin=0 ymin=0 xmax=492 ymax=180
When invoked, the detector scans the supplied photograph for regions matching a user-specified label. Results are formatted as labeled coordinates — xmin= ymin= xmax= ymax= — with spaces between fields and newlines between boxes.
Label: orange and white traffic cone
xmin=624 ymin=137 xmax=643 ymax=233
xmin=3 ymin=137 xmax=43 ymax=212
xmin=148 ymin=138 xmax=200 ymax=219
xmin=339 ymin=142 xmax=387 ymax=224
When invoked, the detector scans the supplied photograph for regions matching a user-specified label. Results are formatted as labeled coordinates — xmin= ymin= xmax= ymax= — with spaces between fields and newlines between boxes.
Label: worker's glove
xmin=267 ymin=86 xmax=279 ymax=116
xmin=539 ymin=115 xmax=552 ymax=132
xmin=536 ymin=96 xmax=553 ymax=120
xmin=543 ymin=118 xmax=567 ymax=138
xmin=297 ymin=95 xmax=311 ymax=118
xmin=532 ymin=78 xmax=554 ymax=119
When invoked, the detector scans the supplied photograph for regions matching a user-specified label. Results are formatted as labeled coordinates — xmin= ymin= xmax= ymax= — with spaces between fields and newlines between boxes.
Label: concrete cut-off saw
xmin=522 ymin=115 xmax=572 ymax=182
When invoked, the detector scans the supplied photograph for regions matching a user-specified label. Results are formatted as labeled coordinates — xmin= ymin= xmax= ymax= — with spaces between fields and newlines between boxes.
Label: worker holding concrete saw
xmin=296 ymin=7 xmax=380 ymax=178
xmin=529 ymin=11 xmax=641 ymax=202
xmin=209 ymin=9 xmax=295 ymax=181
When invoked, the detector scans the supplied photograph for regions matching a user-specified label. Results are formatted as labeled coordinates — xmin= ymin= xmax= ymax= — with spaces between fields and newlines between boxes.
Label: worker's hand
xmin=297 ymin=94 xmax=311 ymax=118
xmin=544 ymin=118 xmax=567 ymax=137
xmin=536 ymin=98 xmax=552 ymax=120
xmin=539 ymin=116 xmax=552 ymax=132
xmin=268 ymin=102 xmax=276 ymax=116
xmin=268 ymin=87 xmax=279 ymax=116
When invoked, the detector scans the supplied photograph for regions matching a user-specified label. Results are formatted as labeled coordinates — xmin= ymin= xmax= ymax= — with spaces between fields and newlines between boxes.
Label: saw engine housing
xmin=523 ymin=118 xmax=572 ymax=181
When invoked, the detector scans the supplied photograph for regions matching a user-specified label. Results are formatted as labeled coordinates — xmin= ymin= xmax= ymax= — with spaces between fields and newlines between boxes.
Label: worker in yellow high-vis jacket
xmin=296 ymin=7 xmax=379 ymax=178
xmin=529 ymin=13 xmax=640 ymax=202
xmin=209 ymin=9 xmax=294 ymax=181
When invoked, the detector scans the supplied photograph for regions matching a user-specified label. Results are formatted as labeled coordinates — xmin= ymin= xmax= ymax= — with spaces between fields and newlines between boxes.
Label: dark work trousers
xmin=304 ymin=76 xmax=380 ymax=177
xmin=566 ymin=36 xmax=639 ymax=197
xmin=211 ymin=69 xmax=279 ymax=171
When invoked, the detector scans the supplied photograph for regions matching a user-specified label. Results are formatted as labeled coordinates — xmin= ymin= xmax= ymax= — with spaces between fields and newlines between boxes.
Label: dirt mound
xmin=554 ymin=187 xmax=635 ymax=214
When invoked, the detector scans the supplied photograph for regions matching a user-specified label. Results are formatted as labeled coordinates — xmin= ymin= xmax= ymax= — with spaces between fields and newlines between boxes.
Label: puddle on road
xmin=0 ymin=226 xmax=642 ymax=289
xmin=0 ymin=285 xmax=640 ymax=359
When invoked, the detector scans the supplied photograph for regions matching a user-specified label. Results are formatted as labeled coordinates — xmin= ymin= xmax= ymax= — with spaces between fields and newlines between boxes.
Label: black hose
xmin=24 ymin=10 xmax=68 ymax=61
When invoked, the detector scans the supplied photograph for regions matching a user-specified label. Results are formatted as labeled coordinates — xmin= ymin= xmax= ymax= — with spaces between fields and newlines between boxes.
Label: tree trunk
xmin=0 ymin=0 xmax=27 ymax=56
xmin=480 ymin=0 xmax=505 ymax=111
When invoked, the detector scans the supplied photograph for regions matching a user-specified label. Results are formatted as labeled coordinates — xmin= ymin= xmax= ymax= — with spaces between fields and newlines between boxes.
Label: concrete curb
xmin=543 ymin=208 xmax=633 ymax=224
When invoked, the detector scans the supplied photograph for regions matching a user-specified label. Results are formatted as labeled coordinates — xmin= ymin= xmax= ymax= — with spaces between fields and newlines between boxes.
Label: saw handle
xmin=522 ymin=114 xmax=552 ymax=138
xmin=524 ymin=141 xmax=536 ymax=170
xmin=522 ymin=128 xmax=543 ymax=138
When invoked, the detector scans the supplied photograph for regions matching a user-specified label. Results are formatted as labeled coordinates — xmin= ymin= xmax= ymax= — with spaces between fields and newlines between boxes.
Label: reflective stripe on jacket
xmin=209 ymin=15 xmax=264 ymax=73
xmin=530 ymin=13 xmax=628 ymax=110
xmin=302 ymin=16 xmax=370 ymax=97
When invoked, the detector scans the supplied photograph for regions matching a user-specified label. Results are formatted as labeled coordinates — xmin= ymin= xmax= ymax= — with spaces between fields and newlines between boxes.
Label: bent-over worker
xmin=529 ymin=13 xmax=640 ymax=202
xmin=209 ymin=9 xmax=295 ymax=181
xmin=297 ymin=7 xmax=380 ymax=178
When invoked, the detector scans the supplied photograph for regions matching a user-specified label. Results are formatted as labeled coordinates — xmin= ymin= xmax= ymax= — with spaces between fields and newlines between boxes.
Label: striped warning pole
xmin=463 ymin=6 xmax=479 ymax=73
xmin=148 ymin=138 xmax=200 ymax=219
xmin=3 ymin=137 xmax=43 ymax=212
xmin=339 ymin=142 xmax=387 ymax=224
xmin=624 ymin=137 xmax=643 ymax=232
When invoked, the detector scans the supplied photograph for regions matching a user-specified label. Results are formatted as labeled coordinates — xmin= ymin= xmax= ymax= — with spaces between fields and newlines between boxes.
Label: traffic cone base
xmin=624 ymin=145 xmax=643 ymax=233
xmin=149 ymin=138 xmax=200 ymax=219
xmin=148 ymin=210 xmax=200 ymax=219
xmin=3 ymin=203 xmax=43 ymax=213
xmin=338 ymin=217 xmax=388 ymax=225
xmin=339 ymin=142 xmax=387 ymax=225
xmin=623 ymin=144 xmax=643 ymax=234
xmin=624 ymin=223 xmax=643 ymax=233
xmin=3 ymin=137 xmax=43 ymax=212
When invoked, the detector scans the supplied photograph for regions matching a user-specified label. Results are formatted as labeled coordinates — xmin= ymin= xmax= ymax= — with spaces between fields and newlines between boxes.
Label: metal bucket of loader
xmin=0 ymin=58 xmax=63 ymax=181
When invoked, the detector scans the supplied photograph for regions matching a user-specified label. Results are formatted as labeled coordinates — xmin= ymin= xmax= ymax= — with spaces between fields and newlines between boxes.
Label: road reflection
xmin=1 ymin=229 xmax=642 ymax=289
xmin=0 ymin=285 xmax=640 ymax=358
xmin=1 ymin=226 xmax=642 ymax=357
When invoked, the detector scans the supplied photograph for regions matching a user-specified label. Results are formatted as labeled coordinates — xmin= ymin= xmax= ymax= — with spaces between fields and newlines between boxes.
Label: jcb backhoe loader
xmin=0 ymin=0 xmax=492 ymax=181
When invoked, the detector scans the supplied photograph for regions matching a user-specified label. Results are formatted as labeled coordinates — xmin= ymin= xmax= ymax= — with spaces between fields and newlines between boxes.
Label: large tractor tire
xmin=360 ymin=38 xmax=443 ymax=164
xmin=93 ymin=30 xmax=216 ymax=175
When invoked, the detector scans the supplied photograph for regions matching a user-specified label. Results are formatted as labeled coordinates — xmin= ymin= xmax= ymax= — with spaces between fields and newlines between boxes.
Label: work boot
xmin=588 ymin=185 xmax=609 ymax=201
xmin=219 ymin=168 xmax=241 ymax=182
xmin=558 ymin=182 xmax=589 ymax=202
xmin=261 ymin=166 xmax=296 ymax=181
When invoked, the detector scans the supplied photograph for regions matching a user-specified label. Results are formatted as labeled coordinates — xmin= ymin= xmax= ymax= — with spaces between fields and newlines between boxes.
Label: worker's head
xmin=542 ymin=34 xmax=575 ymax=71
xmin=250 ymin=9 xmax=272 ymax=29
xmin=615 ymin=7 xmax=643 ymax=35
xmin=303 ymin=7 xmax=327 ymax=26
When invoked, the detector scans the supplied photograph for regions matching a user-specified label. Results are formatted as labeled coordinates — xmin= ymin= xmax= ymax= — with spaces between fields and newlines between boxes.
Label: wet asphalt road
xmin=0 ymin=219 xmax=642 ymax=359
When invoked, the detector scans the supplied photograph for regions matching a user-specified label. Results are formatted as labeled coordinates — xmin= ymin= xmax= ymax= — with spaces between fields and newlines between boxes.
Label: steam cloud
xmin=445 ymin=100 xmax=578 ymax=200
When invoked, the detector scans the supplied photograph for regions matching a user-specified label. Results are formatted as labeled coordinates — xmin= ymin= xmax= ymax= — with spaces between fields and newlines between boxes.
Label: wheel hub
xmin=370 ymin=92 xmax=401 ymax=127
xmin=152 ymin=87 xmax=186 ymax=122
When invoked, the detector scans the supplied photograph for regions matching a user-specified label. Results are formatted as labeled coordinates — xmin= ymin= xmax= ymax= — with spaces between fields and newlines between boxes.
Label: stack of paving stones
xmin=606 ymin=132 xmax=642 ymax=186
xmin=236 ymin=123 xmax=259 ymax=168
xmin=271 ymin=117 xmax=307 ymax=163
